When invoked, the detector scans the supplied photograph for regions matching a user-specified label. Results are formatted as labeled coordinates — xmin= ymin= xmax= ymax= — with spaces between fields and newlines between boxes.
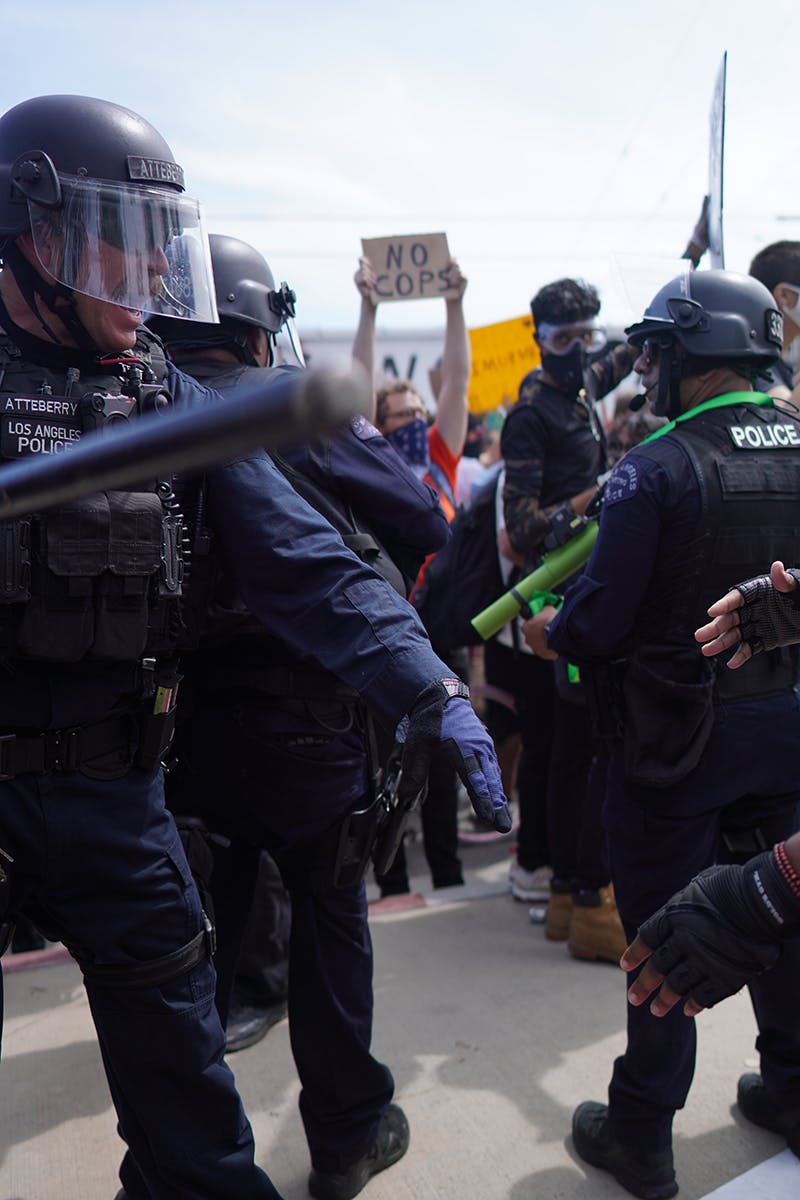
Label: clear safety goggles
xmin=27 ymin=174 xmax=218 ymax=322
xmin=536 ymin=321 xmax=607 ymax=356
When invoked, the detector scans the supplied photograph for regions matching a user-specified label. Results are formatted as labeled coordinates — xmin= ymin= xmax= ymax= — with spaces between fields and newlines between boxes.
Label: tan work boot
xmin=568 ymin=884 xmax=627 ymax=963
xmin=544 ymin=891 xmax=573 ymax=941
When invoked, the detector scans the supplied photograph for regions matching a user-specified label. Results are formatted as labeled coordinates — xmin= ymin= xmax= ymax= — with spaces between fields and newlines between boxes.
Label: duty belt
xmin=0 ymin=713 xmax=138 ymax=779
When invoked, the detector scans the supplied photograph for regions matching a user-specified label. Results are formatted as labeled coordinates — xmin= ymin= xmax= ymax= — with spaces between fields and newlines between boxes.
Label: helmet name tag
xmin=127 ymin=156 xmax=185 ymax=189
xmin=729 ymin=423 xmax=800 ymax=449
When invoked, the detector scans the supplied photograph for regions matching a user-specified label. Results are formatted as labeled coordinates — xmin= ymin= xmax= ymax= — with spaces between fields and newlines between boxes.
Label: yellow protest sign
xmin=467 ymin=315 xmax=540 ymax=414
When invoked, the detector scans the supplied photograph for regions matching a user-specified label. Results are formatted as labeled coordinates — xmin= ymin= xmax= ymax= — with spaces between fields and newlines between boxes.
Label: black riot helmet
xmin=0 ymin=94 xmax=218 ymax=341
xmin=626 ymin=268 xmax=783 ymax=418
xmin=148 ymin=233 xmax=304 ymax=367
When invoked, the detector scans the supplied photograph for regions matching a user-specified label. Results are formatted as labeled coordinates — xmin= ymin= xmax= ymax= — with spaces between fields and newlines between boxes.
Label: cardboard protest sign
xmin=467 ymin=315 xmax=540 ymax=414
xmin=707 ymin=51 xmax=727 ymax=269
xmin=361 ymin=232 xmax=459 ymax=303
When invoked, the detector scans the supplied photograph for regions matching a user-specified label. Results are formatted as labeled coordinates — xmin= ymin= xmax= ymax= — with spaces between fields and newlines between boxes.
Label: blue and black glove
xmin=396 ymin=678 xmax=512 ymax=833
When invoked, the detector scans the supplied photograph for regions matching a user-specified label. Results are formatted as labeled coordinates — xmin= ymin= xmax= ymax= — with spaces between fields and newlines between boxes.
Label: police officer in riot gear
xmin=524 ymin=268 xmax=800 ymax=1198
xmin=0 ymin=94 xmax=509 ymax=1200
xmin=148 ymin=233 xmax=452 ymax=1198
xmin=150 ymin=234 xmax=301 ymax=1055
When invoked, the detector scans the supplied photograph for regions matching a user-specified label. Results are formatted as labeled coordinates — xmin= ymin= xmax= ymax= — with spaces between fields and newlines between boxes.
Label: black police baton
xmin=0 ymin=366 xmax=367 ymax=519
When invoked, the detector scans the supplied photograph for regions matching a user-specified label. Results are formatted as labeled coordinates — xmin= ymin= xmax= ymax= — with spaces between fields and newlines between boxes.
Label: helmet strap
xmin=3 ymin=240 xmax=96 ymax=351
xmin=231 ymin=329 xmax=260 ymax=368
xmin=229 ymin=324 xmax=276 ymax=369
xmin=653 ymin=342 xmax=683 ymax=420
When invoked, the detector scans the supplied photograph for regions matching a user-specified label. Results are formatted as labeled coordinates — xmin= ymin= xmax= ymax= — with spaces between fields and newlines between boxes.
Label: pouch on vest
xmin=17 ymin=492 xmax=162 ymax=662
xmin=0 ymin=519 xmax=31 ymax=603
xmin=95 ymin=492 xmax=162 ymax=658
xmin=621 ymin=645 xmax=716 ymax=787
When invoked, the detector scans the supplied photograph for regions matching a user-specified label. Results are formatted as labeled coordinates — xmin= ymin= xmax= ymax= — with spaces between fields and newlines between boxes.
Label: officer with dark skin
xmin=615 ymin=558 xmax=800 ymax=1157
xmin=147 ymin=233 xmax=452 ymax=1200
xmin=524 ymin=269 xmax=800 ymax=1198
xmin=622 ymin=824 xmax=800 ymax=1018
xmin=0 ymin=95 xmax=510 ymax=1200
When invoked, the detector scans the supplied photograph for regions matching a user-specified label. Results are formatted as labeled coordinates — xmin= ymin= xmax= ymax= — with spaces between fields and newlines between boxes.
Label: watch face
xmin=440 ymin=677 xmax=468 ymax=699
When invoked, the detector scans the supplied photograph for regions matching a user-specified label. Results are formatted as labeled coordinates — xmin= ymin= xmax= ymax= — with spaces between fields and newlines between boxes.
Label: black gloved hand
xmin=636 ymin=850 xmax=800 ymax=1009
xmin=396 ymin=679 xmax=512 ymax=833
xmin=734 ymin=569 xmax=800 ymax=655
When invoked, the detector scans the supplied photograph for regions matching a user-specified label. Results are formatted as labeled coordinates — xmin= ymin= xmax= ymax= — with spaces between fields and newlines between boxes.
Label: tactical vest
xmin=617 ymin=395 xmax=800 ymax=787
xmin=634 ymin=396 xmax=800 ymax=701
xmin=0 ymin=327 xmax=186 ymax=663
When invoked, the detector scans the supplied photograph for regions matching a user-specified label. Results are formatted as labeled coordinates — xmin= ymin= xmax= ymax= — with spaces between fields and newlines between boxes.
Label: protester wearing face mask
xmin=356 ymin=258 xmax=472 ymax=899
xmin=371 ymin=258 xmax=469 ymax=536
xmin=377 ymin=385 xmax=434 ymax=478
xmin=499 ymin=277 xmax=636 ymax=957
xmin=748 ymin=242 xmax=800 ymax=401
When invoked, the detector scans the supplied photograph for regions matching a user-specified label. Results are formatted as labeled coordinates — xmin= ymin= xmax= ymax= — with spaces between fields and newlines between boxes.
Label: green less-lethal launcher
xmin=470 ymin=520 xmax=599 ymax=641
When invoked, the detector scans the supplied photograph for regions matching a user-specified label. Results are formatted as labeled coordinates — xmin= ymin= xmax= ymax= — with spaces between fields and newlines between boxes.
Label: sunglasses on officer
xmin=535 ymin=320 xmax=607 ymax=356
xmin=635 ymin=336 xmax=679 ymax=370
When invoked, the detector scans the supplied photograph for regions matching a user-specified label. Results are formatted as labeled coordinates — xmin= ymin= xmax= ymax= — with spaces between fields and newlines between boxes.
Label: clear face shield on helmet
xmin=273 ymin=315 xmax=305 ymax=368
xmin=26 ymin=174 xmax=219 ymax=322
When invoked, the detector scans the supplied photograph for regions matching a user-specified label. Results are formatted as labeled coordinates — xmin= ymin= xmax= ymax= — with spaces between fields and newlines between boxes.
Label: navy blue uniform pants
xmin=604 ymin=692 xmax=800 ymax=1153
xmin=0 ymin=765 xmax=280 ymax=1199
xmin=177 ymin=696 xmax=395 ymax=1174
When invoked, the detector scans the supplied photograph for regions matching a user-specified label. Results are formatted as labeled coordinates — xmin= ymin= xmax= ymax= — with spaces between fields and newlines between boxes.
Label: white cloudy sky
xmin=4 ymin=0 xmax=800 ymax=336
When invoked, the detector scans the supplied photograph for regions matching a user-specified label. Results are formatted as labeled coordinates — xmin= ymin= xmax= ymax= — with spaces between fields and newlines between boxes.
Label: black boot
xmin=225 ymin=998 xmax=287 ymax=1054
xmin=308 ymin=1103 xmax=410 ymax=1200
xmin=572 ymin=1101 xmax=678 ymax=1200
xmin=737 ymin=1073 xmax=800 ymax=1157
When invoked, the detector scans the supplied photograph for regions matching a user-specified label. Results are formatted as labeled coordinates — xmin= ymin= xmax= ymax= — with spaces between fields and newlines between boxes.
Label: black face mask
xmin=541 ymin=343 xmax=587 ymax=394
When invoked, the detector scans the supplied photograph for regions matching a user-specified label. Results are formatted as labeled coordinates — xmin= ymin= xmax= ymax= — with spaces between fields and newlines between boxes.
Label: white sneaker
xmin=509 ymin=862 xmax=552 ymax=902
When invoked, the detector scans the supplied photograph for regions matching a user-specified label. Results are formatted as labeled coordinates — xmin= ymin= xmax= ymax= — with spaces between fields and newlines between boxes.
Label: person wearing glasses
xmin=499 ymin=278 xmax=634 ymax=961
xmin=354 ymin=257 xmax=472 ymax=898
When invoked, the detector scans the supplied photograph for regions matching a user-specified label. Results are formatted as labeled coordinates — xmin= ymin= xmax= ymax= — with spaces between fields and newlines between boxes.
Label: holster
xmin=333 ymin=789 xmax=388 ymax=889
xmin=135 ymin=657 xmax=182 ymax=771
xmin=333 ymin=734 xmax=401 ymax=888
xmin=332 ymin=745 xmax=427 ymax=888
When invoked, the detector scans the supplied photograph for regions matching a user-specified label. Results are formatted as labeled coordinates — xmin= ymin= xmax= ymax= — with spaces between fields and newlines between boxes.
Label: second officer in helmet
xmin=524 ymin=268 xmax=800 ymax=1198
xmin=147 ymin=233 xmax=451 ymax=1200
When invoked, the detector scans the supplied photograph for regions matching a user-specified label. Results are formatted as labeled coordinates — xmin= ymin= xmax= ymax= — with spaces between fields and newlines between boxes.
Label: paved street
xmin=2 ymin=824 xmax=798 ymax=1199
